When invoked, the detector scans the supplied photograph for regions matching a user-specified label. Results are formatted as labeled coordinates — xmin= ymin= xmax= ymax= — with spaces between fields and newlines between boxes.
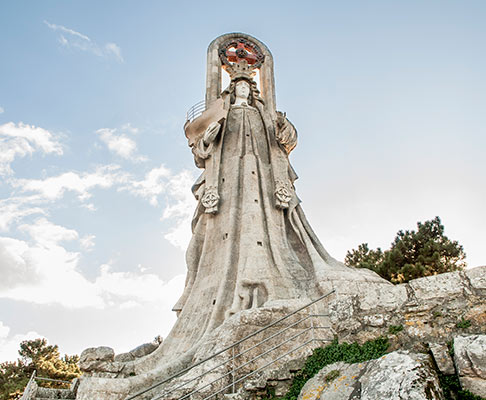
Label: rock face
xmin=74 ymin=266 xmax=486 ymax=400
xmin=454 ymin=335 xmax=486 ymax=397
xmin=428 ymin=342 xmax=455 ymax=375
xmin=114 ymin=341 xmax=160 ymax=363
xmin=326 ymin=267 xmax=486 ymax=349
xmin=79 ymin=346 xmax=124 ymax=378
xmin=298 ymin=351 xmax=444 ymax=400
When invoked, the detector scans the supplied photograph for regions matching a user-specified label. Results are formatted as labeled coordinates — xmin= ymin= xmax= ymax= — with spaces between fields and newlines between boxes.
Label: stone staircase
xmin=34 ymin=384 xmax=78 ymax=400
xmin=21 ymin=375 xmax=79 ymax=400
xmin=221 ymin=354 xmax=314 ymax=400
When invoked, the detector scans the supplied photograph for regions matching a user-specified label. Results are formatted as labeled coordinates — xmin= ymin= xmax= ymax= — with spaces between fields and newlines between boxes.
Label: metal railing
xmin=186 ymin=100 xmax=206 ymax=123
xmin=21 ymin=370 xmax=76 ymax=399
xmin=20 ymin=371 xmax=36 ymax=400
xmin=126 ymin=290 xmax=334 ymax=400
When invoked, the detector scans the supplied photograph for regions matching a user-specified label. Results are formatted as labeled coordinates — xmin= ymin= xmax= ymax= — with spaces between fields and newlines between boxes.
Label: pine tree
xmin=345 ymin=217 xmax=466 ymax=284
xmin=0 ymin=339 xmax=80 ymax=399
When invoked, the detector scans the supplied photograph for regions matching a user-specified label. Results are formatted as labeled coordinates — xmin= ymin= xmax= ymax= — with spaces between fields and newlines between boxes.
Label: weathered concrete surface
xmin=297 ymin=351 xmax=444 ymax=400
xmin=454 ymin=335 xmax=486 ymax=397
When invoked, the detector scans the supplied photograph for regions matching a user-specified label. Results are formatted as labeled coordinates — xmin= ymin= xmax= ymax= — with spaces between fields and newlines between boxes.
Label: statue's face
xmin=235 ymin=81 xmax=250 ymax=100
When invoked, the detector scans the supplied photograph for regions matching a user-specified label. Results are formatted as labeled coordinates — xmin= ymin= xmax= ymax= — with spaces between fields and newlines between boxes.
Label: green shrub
xmin=456 ymin=318 xmax=471 ymax=329
xmin=388 ymin=325 xmax=404 ymax=335
xmin=265 ymin=336 xmax=389 ymax=400
xmin=439 ymin=373 xmax=485 ymax=400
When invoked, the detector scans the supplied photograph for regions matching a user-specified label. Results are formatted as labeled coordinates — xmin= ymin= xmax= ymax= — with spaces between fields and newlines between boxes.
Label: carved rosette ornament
xmin=275 ymin=180 xmax=292 ymax=209
xmin=201 ymin=186 xmax=220 ymax=214
xmin=218 ymin=38 xmax=265 ymax=71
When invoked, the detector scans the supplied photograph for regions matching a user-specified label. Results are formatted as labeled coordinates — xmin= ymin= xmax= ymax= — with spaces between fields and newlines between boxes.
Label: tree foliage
xmin=0 ymin=338 xmax=80 ymax=400
xmin=345 ymin=217 xmax=466 ymax=284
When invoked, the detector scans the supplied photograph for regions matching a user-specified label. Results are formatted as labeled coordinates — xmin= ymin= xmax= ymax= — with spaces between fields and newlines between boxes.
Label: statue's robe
xmin=161 ymin=98 xmax=347 ymax=359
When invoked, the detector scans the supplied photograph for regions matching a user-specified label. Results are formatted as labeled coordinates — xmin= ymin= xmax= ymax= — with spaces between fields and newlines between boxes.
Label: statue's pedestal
xmin=76 ymin=268 xmax=391 ymax=400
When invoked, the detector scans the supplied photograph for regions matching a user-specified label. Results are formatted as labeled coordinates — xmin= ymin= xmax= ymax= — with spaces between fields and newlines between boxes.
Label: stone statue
xmin=75 ymin=33 xmax=387 ymax=400
xmin=166 ymin=33 xmax=382 ymax=358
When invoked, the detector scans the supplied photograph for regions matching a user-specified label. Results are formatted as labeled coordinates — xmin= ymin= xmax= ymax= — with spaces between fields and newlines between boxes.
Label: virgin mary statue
xmin=163 ymin=34 xmax=383 ymax=358
xmin=74 ymin=34 xmax=388 ymax=400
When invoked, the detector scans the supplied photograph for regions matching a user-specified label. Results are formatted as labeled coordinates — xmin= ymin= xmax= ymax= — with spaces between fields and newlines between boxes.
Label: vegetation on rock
xmin=262 ymin=336 xmax=389 ymax=400
xmin=345 ymin=216 xmax=466 ymax=284
xmin=439 ymin=373 xmax=486 ymax=400
xmin=388 ymin=325 xmax=404 ymax=335
xmin=456 ymin=318 xmax=472 ymax=329
xmin=0 ymin=338 xmax=80 ymax=400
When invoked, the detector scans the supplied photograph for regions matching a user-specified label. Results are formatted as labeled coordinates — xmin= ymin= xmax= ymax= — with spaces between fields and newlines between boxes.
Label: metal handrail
xmin=35 ymin=376 xmax=73 ymax=384
xmin=155 ymin=314 xmax=313 ymax=399
xmin=186 ymin=100 xmax=206 ymax=122
xmin=202 ymin=339 xmax=315 ymax=400
xmin=126 ymin=290 xmax=334 ymax=400
xmin=20 ymin=370 xmax=36 ymax=400
xmin=175 ymin=328 xmax=312 ymax=400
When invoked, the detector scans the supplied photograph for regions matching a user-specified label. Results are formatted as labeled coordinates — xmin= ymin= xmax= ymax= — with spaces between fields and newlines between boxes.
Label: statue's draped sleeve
xmin=192 ymin=135 xmax=214 ymax=168
xmin=276 ymin=115 xmax=298 ymax=154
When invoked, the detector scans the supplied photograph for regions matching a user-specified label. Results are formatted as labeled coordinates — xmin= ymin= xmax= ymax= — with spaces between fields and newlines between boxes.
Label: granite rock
xmin=454 ymin=335 xmax=486 ymax=397
xmin=297 ymin=351 xmax=444 ymax=400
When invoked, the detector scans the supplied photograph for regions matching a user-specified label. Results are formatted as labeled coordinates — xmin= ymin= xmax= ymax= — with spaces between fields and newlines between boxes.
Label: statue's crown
xmin=224 ymin=59 xmax=256 ymax=82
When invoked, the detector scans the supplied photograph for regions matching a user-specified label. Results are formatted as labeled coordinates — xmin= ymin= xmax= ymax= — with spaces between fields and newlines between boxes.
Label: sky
xmin=1 ymin=0 xmax=485 ymax=362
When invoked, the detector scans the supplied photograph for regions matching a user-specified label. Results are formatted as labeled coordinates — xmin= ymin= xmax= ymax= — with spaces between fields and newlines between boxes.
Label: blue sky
xmin=1 ymin=0 xmax=485 ymax=361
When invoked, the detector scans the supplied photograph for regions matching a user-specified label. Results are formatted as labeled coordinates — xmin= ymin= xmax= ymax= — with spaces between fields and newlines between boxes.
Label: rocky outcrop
xmin=297 ymin=351 xmax=443 ymax=400
xmin=325 ymin=267 xmax=486 ymax=349
xmin=79 ymin=340 xmax=162 ymax=378
xmin=428 ymin=342 xmax=455 ymax=375
xmin=454 ymin=335 xmax=486 ymax=397
xmin=74 ymin=267 xmax=486 ymax=400
xmin=114 ymin=340 xmax=161 ymax=363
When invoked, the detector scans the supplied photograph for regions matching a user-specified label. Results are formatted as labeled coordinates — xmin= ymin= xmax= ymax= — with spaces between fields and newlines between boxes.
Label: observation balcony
xmin=185 ymin=100 xmax=206 ymax=123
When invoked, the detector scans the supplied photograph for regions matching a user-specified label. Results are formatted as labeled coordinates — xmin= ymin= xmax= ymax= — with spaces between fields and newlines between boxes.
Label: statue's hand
xmin=203 ymin=121 xmax=221 ymax=145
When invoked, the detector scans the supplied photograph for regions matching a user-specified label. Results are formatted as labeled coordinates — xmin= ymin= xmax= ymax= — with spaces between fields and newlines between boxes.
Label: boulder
xmin=114 ymin=341 xmax=161 ymax=363
xmin=79 ymin=346 xmax=123 ymax=376
xmin=454 ymin=335 xmax=486 ymax=397
xmin=298 ymin=351 xmax=444 ymax=400
xmin=130 ymin=342 xmax=159 ymax=358
xmin=80 ymin=346 xmax=115 ymax=364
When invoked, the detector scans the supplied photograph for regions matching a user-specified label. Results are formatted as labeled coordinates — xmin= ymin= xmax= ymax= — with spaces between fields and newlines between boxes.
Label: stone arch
xmin=205 ymin=32 xmax=276 ymax=115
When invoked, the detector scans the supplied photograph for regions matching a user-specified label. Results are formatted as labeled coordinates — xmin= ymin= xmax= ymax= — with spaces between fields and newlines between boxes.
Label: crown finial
xmin=218 ymin=38 xmax=265 ymax=82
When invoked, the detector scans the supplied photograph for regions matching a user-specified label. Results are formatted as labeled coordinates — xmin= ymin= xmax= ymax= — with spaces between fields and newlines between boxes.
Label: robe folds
xmin=159 ymin=97 xmax=346 ymax=359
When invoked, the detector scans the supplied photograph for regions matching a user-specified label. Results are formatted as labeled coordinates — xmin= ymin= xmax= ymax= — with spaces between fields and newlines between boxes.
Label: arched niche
xmin=205 ymin=33 xmax=276 ymax=116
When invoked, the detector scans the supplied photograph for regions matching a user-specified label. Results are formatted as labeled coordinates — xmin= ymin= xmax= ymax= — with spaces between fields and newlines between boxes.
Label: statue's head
xmin=228 ymin=78 xmax=260 ymax=105
xmin=235 ymin=80 xmax=251 ymax=100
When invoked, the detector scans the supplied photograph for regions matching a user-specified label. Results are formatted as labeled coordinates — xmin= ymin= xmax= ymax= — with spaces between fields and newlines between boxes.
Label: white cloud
xmin=0 ymin=195 xmax=46 ymax=232
xmin=19 ymin=217 xmax=78 ymax=246
xmin=0 ymin=217 xmax=186 ymax=310
xmin=13 ymin=164 xmax=129 ymax=202
xmin=0 ymin=321 xmax=45 ymax=362
xmin=119 ymin=165 xmax=196 ymax=249
xmin=122 ymin=164 xmax=171 ymax=206
xmin=0 ymin=219 xmax=104 ymax=308
xmin=0 ymin=106 xmax=4 ymax=114
xmin=0 ymin=122 xmax=63 ymax=175
xmin=161 ymin=170 xmax=196 ymax=250
xmin=44 ymin=21 xmax=124 ymax=62
xmin=105 ymin=43 xmax=123 ymax=63
xmin=96 ymin=127 xmax=146 ymax=162
xmin=80 ymin=234 xmax=96 ymax=251
xmin=95 ymin=265 xmax=184 ymax=305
